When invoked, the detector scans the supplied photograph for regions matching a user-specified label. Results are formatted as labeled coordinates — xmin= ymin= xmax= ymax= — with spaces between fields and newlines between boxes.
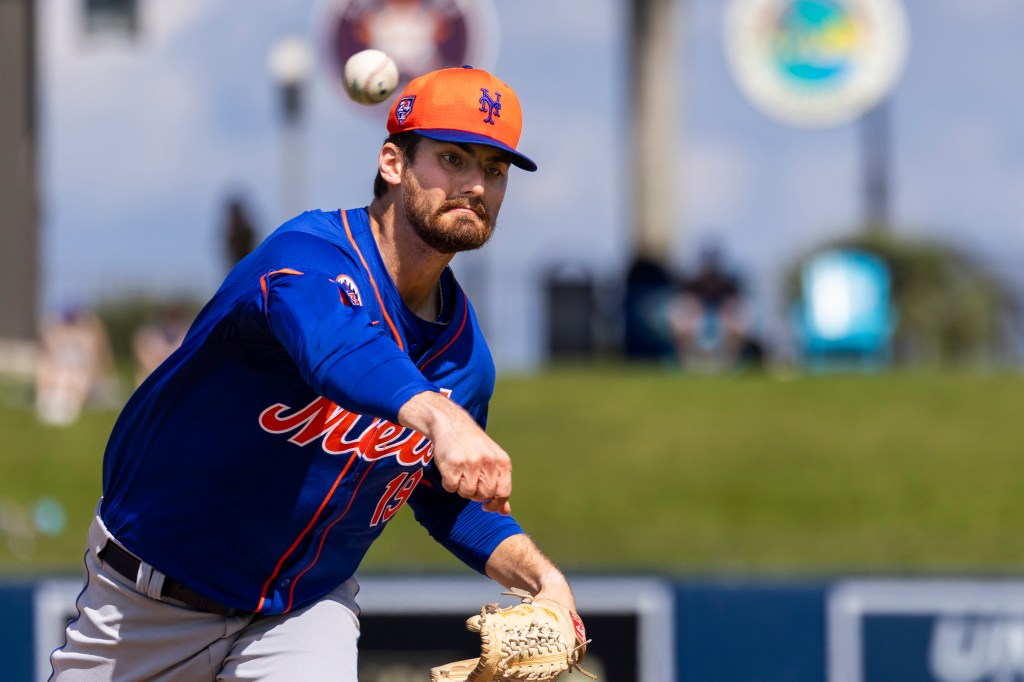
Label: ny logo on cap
xmin=478 ymin=89 xmax=501 ymax=125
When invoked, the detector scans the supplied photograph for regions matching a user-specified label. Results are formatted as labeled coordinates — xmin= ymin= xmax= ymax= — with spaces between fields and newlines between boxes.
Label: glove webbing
xmin=493 ymin=590 xmax=597 ymax=680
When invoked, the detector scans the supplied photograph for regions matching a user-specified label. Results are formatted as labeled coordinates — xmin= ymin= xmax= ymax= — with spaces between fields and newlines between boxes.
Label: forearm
xmin=485 ymin=533 xmax=575 ymax=611
xmin=396 ymin=388 xmax=464 ymax=438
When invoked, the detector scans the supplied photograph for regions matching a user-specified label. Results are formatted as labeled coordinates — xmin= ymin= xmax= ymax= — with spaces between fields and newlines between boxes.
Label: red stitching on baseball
xmin=363 ymin=57 xmax=389 ymax=98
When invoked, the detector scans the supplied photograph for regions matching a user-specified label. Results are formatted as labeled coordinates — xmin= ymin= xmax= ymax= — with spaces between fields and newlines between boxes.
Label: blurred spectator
xmin=132 ymin=303 xmax=189 ymax=386
xmin=623 ymin=255 xmax=677 ymax=360
xmin=668 ymin=244 xmax=757 ymax=370
xmin=34 ymin=306 xmax=117 ymax=426
xmin=223 ymin=195 xmax=257 ymax=269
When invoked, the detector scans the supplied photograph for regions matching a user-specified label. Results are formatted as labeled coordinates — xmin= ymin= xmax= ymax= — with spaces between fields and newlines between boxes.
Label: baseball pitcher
xmin=50 ymin=65 xmax=590 ymax=681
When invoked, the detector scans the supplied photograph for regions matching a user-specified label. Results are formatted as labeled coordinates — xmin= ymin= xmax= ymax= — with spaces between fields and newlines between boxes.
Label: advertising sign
xmin=829 ymin=580 xmax=1024 ymax=682
xmin=319 ymin=0 xmax=500 ymax=102
xmin=723 ymin=0 xmax=908 ymax=127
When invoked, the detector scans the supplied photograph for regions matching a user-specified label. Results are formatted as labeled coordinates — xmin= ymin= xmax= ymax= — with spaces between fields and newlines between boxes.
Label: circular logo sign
xmin=320 ymin=0 xmax=499 ymax=105
xmin=723 ymin=0 xmax=908 ymax=127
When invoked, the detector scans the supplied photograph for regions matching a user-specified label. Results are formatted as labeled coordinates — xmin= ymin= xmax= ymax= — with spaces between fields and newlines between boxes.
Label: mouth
xmin=439 ymin=201 xmax=488 ymax=222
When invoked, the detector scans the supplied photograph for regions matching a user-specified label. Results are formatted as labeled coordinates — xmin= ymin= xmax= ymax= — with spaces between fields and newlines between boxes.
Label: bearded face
xmin=401 ymin=164 xmax=498 ymax=254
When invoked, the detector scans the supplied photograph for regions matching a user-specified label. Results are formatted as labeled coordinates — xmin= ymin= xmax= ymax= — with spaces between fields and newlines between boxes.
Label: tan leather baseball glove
xmin=430 ymin=588 xmax=595 ymax=681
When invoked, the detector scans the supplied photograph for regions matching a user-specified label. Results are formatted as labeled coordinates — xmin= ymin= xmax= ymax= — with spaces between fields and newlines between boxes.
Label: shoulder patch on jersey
xmin=336 ymin=274 xmax=363 ymax=306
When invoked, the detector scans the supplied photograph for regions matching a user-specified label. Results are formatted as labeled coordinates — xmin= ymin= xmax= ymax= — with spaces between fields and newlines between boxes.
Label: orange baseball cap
xmin=387 ymin=66 xmax=537 ymax=172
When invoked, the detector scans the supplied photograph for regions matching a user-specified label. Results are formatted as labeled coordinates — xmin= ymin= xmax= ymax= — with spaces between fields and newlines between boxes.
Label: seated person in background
xmin=668 ymin=244 xmax=752 ymax=368
xmin=35 ymin=306 xmax=116 ymax=425
xmin=132 ymin=303 xmax=190 ymax=386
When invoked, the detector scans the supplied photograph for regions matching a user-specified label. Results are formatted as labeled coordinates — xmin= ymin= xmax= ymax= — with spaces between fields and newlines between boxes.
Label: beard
xmin=402 ymin=175 xmax=496 ymax=254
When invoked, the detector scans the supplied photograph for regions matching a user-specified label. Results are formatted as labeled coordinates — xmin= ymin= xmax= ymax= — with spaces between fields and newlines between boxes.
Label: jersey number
xmin=370 ymin=469 xmax=423 ymax=527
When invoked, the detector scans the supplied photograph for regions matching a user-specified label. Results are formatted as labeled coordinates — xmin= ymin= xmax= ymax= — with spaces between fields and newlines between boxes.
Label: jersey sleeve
xmin=406 ymin=464 xmax=524 ymax=574
xmin=259 ymin=246 xmax=437 ymax=423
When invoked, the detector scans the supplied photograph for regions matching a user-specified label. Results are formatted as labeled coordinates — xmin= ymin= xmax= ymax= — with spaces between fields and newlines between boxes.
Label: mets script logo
xmin=259 ymin=397 xmax=433 ymax=466
xmin=478 ymin=88 xmax=501 ymax=124
xmin=335 ymin=274 xmax=362 ymax=306
xmin=395 ymin=96 xmax=415 ymax=124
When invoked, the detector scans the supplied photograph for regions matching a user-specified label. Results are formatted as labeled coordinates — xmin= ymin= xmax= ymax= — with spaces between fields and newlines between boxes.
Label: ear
xmin=378 ymin=142 xmax=404 ymax=190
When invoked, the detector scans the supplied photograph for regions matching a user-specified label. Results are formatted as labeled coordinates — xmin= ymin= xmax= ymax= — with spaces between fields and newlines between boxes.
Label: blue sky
xmin=37 ymin=0 xmax=1024 ymax=369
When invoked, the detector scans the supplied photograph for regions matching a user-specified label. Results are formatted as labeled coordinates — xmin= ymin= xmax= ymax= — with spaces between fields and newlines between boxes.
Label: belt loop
xmin=136 ymin=561 xmax=166 ymax=601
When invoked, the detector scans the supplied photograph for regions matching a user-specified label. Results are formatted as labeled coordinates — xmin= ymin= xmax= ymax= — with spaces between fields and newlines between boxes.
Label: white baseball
xmin=343 ymin=49 xmax=399 ymax=105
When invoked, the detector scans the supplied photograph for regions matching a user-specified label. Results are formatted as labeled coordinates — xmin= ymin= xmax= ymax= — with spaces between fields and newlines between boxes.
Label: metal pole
xmin=0 ymin=0 xmax=40 ymax=375
xmin=630 ymin=0 xmax=681 ymax=262
xmin=268 ymin=36 xmax=312 ymax=224
xmin=861 ymin=98 xmax=891 ymax=231
xmin=279 ymin=82 xmax=307 ymax=222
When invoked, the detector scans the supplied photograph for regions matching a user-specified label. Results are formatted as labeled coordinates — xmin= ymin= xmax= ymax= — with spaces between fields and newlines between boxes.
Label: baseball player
xmin=50 ymin=66 xmax=581 ymax=681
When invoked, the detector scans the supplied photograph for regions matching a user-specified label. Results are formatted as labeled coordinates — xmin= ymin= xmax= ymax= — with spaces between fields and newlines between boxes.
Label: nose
xmin=459 ymin=165 xmax=486 ymax=197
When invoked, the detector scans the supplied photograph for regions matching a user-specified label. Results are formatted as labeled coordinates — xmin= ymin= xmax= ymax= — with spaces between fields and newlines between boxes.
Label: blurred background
xmin=2 ymin=0 xmax=1024 ymax=680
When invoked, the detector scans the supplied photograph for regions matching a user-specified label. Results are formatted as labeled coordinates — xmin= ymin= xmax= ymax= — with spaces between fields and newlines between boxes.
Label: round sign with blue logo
xmin=723 ymin=0 xmax=908 ymax=127
xmin=319 ymin=0 xmax=499 ymax=105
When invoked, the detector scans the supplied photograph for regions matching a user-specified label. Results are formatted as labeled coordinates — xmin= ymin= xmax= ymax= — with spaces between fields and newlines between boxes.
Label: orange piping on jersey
xmin=341 ymin=210 xmax=404 ymax=352
xmin=259 ymin=268 xmax=305 ymax=318
xmin=254 ymin=451 xmax=357 ymax=613
xmin=285 ymin=459 xmax=380 ymax=612
xmin=417 ymin=294 xmax=468 ymax=371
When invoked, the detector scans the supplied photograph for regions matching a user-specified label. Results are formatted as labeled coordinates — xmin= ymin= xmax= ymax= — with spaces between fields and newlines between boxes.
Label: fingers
xmin=482 ymin=498 xmax=512 ymax=515
xmin=451 ymin=464 xmax=511 ymax=504
xmin=483 ymin=470 xmax=512 ymax=515
xmin=404 ymin=392 xmax=514 ymax=513
xmin=440 ymin=469 xmax=460 ymax=493
xmin=437 ymin=445 xmax=513 ymax=514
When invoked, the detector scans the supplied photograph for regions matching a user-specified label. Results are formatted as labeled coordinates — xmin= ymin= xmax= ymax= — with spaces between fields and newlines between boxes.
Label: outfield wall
xmin=5 ymin=575 xmax=1024 ymax=681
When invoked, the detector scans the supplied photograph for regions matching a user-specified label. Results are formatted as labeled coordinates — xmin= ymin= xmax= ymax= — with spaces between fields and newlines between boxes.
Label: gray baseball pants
xmin=49 ymin=512 xmax=361 ymax=681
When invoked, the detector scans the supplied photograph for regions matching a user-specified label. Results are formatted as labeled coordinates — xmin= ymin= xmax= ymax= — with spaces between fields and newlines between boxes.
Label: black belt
xmin=98 ymin=541 xmax=248 ymax=617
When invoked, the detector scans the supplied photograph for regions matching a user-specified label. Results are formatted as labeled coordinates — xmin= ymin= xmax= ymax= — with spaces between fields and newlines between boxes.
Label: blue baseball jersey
xmin=100 ymin=208 xmax=523 ymax=615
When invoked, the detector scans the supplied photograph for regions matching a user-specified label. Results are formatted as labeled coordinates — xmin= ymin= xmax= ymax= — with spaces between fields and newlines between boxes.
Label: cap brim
xmin=411 ymin=129 xmax=538 ymax=172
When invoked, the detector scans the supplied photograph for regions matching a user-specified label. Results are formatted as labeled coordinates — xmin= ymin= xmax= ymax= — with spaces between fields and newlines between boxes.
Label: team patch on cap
xmin=335 ymin=274 xmax=363 ymax=306
xmin=395 ymin=96 xmax=415 ymax=124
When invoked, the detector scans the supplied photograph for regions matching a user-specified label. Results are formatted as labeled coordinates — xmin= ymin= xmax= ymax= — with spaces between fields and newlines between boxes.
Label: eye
xmin=440 ymin=152 xmax=461 ymax=166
